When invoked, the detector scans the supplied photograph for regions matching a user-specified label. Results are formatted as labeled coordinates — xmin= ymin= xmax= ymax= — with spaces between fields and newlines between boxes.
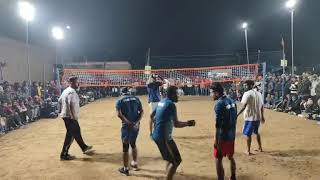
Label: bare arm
xmin=172 ymin=105 xmax=195 ymax=128
xmin=150 ymin=110 xmax=156 ymax=135
xmin=237 ymin=103 xmax=247 ymax=117
xmin=134 ymin=109 xmax=144 ymax=127
xmin=117 ymin=110 xmax=133 ymax=126
xmin=261 ymin=107 xmax=265 ymax=124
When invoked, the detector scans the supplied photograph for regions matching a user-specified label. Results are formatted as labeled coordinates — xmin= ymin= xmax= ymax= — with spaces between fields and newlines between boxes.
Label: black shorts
xmin=155 ymin=139 xmax=182 ymax=165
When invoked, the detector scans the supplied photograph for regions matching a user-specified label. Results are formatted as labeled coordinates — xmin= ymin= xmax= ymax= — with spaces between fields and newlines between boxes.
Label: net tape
xmin=62 ymin=64 xmax=259 ymax=87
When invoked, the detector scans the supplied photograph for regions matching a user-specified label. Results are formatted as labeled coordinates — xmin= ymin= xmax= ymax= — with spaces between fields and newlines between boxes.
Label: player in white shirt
xmin=237 ymin=80 xmax=265 ymax=156
xmin=59 ymin=76 xmax=94 ymax=160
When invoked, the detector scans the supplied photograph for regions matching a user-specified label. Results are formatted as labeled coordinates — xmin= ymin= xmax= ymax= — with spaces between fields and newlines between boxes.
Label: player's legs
xmin=155 ymin=139 xmax=182 ymax=180
xmin=166 ymin=162 xmax=178 ymax=180
xmin=228 ymin=155 xmax=236 ymax=180
xmin=61 ymin=118 xmax=75 ymax=159
xmin=129 ymin=132 xmax=139 ymax=170
xmin=243 ymin=121 xmax=254 ymax=155
xmin=215 ymin=156 xmax=225 ymax=180
xmin=122 ymin=142 xmax=130 ymax=168
xmin=253 ymin=121 xmax=262 ymax=152
xmin=68 ymin=118 xmax=89 ymax=151
xmin=119 ymin=127 xmax=130 ymax=175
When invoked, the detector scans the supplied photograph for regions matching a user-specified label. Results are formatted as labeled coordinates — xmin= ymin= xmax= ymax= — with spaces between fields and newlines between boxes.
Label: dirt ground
xmin=0 ymin=96 xmax=320 ymax=180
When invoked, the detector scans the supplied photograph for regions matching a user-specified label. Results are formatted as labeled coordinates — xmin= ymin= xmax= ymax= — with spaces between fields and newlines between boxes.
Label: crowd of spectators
xmin=263 ymin=72 xmax=320 ymax=121
xmin=0 ymin=80 xmax=62 ymax=134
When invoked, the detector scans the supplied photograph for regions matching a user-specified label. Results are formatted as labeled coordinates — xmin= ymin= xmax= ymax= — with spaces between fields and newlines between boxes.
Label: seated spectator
xmin=12 ymin=100 xmax=27 ymax=125
xmin=25 ymin=97 xmax=36 ymax=122
xmin=0 ymin=101 xmax=8 ymax=134
xmin=288 ymin=95 xmax=301 ymax=115
xmin=3 ymin=101 xmax=23 ymax=129
xmin=33 ymin=96 xmax=43 ymax=118
xmin=265 ymin=93 xmax=276 ymax=109
xmin=276 ymin=94 xmax=291 ymax=112
xmin=18 ymin=99 xmax=28 ymax=123
xmin=40 ymin=98 xmax=58 ymax=119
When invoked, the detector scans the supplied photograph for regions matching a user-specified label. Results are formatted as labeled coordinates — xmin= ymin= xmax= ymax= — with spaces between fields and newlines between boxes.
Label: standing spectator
xmin=186 ymin=79 xmax=193 ymax=96
xmin=298 ymin=74 xmax=312 ymax=100
xmin=200 ymin=80 xmax=205 ymax=96
xmin=274 ymin=78 xmax=282 ymax=101
xmin=284 ymin=75 xmax=292 ymax=97
xmin=267 ymin=77 xmax=275 ymax=95
xmin=289 ymin=78 xmax=298 ymax=96
xmin=310 ymin=74 xmax=319 ymax=103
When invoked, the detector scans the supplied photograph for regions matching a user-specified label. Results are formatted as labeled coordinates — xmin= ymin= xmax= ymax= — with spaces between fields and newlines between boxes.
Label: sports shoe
xmin=130 ymin=161 xmax=139 ymax=171
xmin=118 ymin=167 xmax=129 ymax=176
xmin=83 ymin=145 xmax=94 ymax=155
xmin=60 ymin=154 xmax=76 ymax=161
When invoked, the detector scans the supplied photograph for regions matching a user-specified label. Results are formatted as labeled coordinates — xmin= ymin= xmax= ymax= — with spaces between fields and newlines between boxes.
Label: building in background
xmin=0 ymin=36 xmax=55 ymax=82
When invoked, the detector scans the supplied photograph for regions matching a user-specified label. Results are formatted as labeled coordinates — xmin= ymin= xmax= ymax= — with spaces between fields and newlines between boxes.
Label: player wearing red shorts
xmin=211 ymin=83 xmax=237 ymax=180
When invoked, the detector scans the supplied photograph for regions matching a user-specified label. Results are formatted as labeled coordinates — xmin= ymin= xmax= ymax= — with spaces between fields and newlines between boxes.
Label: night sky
xmin=0 ymin=0 xmax=319 ymax=69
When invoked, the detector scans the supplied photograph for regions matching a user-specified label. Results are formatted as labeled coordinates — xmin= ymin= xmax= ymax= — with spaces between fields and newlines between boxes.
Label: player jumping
xmin=147 ymin=73 xmax=164 ymax=113
xmin=116 ymin=87 xmax=144 ymax=176
xmin=211 ymin=83 xmax=237 ymax=180
xmin=150 ymin=86 xmax=196 ymax=180
xmin=237 ymin=80 xmax=265 ymax=155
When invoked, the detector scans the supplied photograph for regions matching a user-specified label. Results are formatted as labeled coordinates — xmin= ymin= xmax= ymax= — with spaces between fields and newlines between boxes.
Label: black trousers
xmin=61 ymin=117 xmax=88 ymax=156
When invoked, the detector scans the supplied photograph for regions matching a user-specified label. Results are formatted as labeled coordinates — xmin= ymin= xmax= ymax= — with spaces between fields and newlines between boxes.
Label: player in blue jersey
xmin=147 ymin=73 xmax=164 ymax=113
xmin=211 ymin=83 xmax=237 ymax=180
xmin=116 ymin=87 xmax=144 ymax=176
xmin=150 ymin=86 xmax=196 ymax=180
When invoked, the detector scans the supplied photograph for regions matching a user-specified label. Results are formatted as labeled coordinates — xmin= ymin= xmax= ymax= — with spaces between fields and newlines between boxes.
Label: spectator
xmin=298 ymin=74 xmax=312 ymax=100
xmin=22 ymin=81 xmax=30 ymax=97
xmin=288 ymin=95 xmax=301 ymax=115
xmin=274 ymin=78 xmax=282 ymax=101
xmin=31 ymin=82 xmax=39 ymax=97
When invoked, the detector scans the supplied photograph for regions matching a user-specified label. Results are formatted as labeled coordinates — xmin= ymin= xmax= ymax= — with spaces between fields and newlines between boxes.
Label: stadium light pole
xmin=242 ymin=22 xmax=250 ymax=66
xmin=242 ymin=22 xmax=250 ymax=77
xmin=51 ymin=26 xmax=65 ymax=95
xmin=18 ymin=1 xmax=35 ymax=96
xmin=286 ymin=0 xmax=297 ymax=75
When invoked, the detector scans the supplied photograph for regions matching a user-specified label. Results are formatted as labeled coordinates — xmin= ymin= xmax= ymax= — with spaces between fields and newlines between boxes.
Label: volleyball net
xmin=62 ymin=64 xmax=261 ymax=87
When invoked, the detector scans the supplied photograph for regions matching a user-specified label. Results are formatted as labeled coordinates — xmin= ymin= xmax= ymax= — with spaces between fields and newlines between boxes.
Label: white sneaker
xmin=130 ymin=161 xmax=139 ymax=171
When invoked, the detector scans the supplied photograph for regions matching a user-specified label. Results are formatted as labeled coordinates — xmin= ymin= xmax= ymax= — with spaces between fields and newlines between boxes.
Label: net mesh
xmin=62 ymin=64 xmax=259 ymax=87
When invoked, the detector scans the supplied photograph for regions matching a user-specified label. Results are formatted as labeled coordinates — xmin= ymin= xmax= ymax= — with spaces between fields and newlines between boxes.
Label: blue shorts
xmin=243 ymin=121 xmax=260 ymax=136
xmin=121 ymin=127 xmax=139 ymax=143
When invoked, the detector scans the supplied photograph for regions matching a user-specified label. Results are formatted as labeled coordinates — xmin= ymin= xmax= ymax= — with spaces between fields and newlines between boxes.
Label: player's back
xmin=215 ymin=96 xmax=237 ymax=141
xmin=116 ymin=95 xmax=142 ymax=123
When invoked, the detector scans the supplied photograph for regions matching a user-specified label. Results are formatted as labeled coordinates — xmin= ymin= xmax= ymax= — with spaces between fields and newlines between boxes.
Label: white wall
xmin=0 ymin=37 xmax=55 ymax=83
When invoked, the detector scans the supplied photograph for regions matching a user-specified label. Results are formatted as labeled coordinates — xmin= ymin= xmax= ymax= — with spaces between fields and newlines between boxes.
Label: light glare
xmin=242 ymin=22 xmax=248 ymax=29
xmin=18 ymin=1 xmax=35 ymax=22
xmin=52 ymin=27 xmax=64 ymax=40
xmin=286 ymin=0 xmax=297 ymax=9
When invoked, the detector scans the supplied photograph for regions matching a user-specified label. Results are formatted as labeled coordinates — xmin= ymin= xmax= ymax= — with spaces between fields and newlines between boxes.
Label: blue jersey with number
xmin=116 ymin=95 xmax=142 ymax=127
